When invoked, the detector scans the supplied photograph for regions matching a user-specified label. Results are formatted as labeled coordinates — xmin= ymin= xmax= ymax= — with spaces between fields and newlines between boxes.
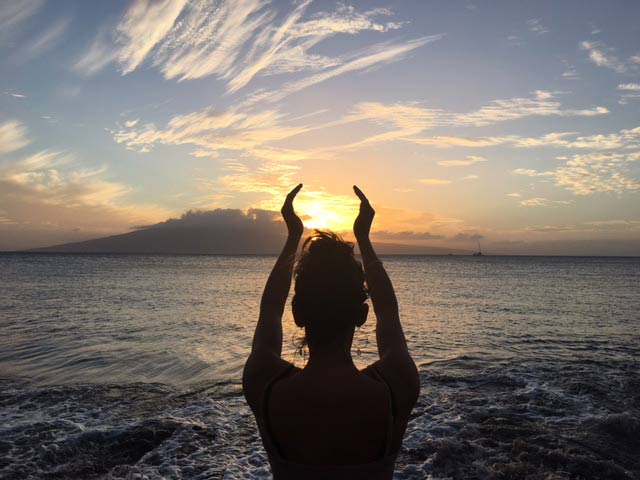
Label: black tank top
xmin=257 ymin=364 xmax=398 ymax=480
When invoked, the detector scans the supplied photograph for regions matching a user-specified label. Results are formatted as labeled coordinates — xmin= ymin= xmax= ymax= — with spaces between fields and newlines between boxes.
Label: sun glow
xmin=299 ymin=200 xmax=354 ymax=232
xmin=260 ymin=186 xmax=360 ymax=233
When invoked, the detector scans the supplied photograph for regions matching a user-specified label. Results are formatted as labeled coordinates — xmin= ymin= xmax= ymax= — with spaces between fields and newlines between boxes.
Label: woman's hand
xmin=281 ymin=183 xmax=304 ymax=238
xmin=353 ymin=185 xmax=375 ymax=240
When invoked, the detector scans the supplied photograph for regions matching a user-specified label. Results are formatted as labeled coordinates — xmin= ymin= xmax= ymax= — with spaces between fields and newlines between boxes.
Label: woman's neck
xmin=305 ymin=340 xmax=358 ymax=372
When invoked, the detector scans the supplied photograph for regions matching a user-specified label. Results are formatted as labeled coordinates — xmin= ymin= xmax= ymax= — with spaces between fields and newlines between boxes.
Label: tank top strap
xmin=259 ymin=363 xmax=296 ymax=457
xmin=367 ymin=364 xmax=395 ymax=457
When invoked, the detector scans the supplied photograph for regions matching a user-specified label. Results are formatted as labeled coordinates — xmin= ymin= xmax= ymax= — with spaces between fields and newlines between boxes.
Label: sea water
xmin=1 ymin=254 xmax=639 ymax=479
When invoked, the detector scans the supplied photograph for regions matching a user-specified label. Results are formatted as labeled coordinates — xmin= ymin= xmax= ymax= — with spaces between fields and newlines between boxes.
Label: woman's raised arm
xmin=243 ymin=184 xmax=303 ymax=411
xmin=250 ymin=183 xmax=303 ymax=358
xmin=353 ymin=185 xmax=419 ymax=410
xmin=353 ymin=185 xmax=407 ymax=359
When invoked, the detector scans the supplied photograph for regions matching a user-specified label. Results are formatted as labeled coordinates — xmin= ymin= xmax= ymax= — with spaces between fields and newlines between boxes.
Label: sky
xmin=1 ymin=0 xmax=639 ymax=254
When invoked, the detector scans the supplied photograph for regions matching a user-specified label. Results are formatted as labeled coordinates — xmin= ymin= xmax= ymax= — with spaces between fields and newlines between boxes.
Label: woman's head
xmin=292 ymin=230 xmax=368 ymax=349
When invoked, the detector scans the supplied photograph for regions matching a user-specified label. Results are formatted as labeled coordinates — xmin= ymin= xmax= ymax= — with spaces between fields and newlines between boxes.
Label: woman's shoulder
xmin=242 ymin=357 xmax=301 ymax=414
xmin=271 ymin=364 xmax=388 ymax=409
xmin=360 ymin=358 xmax=420 ymax=418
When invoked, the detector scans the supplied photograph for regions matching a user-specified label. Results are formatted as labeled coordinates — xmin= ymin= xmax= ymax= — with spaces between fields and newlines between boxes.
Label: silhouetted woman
xmin=243 ymin=184 xmax=419 ymax=479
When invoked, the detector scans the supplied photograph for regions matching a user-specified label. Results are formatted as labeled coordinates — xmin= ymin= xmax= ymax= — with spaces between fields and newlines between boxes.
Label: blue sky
xmin=1 ymin=0 xmax=639 ymax=253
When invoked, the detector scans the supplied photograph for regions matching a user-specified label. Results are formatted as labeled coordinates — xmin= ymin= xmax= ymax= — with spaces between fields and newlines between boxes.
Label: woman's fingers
xmin=287 ymin=183 xmax=303 ymax=200
xmin=353 ymin=185 xmax=374 ymax=239
xmin=287 ymin=183 xmax=302 ymax=200
xmin=353 ymin=185 xmax=374 ymax=215
xmin=282 ymin=183 xmax=303 ymax=213
xmin=282 ymin=184 xmax=304 ymax=237
xmin=353 ymin=185 xmax=368 ymax=204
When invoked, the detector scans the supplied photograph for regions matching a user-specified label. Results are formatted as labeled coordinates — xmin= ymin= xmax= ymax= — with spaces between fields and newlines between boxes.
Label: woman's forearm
xmin=358 ymin=237 xmax=398 ymax=312
xmin=260 ymin=234 xmax=301 ymax=312
xmin=252 ymin=233 xmax=300 ymax=356
xmin=357 ymin=235 xmax=407 ymax=358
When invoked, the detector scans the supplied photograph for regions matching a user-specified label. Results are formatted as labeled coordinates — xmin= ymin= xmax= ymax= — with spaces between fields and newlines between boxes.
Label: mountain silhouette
xmin=26 ymin=209 xmax=468 ymax=255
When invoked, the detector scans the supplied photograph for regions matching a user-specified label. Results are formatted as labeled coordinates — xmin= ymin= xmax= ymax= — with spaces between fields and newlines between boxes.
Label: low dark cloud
xmin=450 ymin=232 xmax=484 ymax=242
xmin=527 ymin=226 xmax=572 ymax=233
xmin=371 ymin=230 xmax=445 ymax=241
xmin=135 ymin=208 xmax=281 ymax=230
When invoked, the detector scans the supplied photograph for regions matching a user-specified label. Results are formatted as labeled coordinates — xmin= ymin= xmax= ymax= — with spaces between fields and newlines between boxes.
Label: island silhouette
xmin=26 ymin=209 xmax=470 ymax=255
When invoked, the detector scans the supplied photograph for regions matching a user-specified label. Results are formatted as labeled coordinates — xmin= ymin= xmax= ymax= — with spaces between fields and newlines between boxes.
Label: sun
xmin=297 ymin=200 xmax=354 ymax=232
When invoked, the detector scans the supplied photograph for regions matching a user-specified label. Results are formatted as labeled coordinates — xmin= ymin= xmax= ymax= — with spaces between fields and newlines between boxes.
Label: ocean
xmin=1 ymin=253 xmax=639 ymax=479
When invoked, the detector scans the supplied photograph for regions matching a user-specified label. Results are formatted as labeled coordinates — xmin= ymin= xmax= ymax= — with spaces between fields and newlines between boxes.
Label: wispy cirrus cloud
xmin=505 ymin=34 xmax=525 ymax=47
xmin=0 ymin=120 xmax=30 ymax=154
xmin=243 ymin=35 xmax=441 ymax=103
xmin=0 ymin=0 xmax=43 ymax=34
xmin=317 ymin=91 xmax=607 ymax=153
xmin=74 ymin=0 xmax=420 ymax=96
xmin=112 ymin=106 xmax=315 ymax=159
xmin=617 ymin=83 xmax=640 ymax=104
xmin=408 ymin=125 xmax=640 ymax=151
xmin=113 ymin=90 xmax=613 ymax=164
xmin=3 ymin=91 xmax=27 ymax=98
xmin=154 ymin=0 xmax=412 ymax=92
xmin=314 ymin=100 xmax=439 ymax=152
xmin=302 ymin=91 xmax=607 ymax=153
xmin=437 ymin=155 xmax=487 ymax=167
xmin=19 ymin=17 xmax=70 ymax=59
xmin=417 ymin=178 xmax=451 ymax=185
xmin=580 ymin=40 xmax=626 ymax=73
xmin=526 ymin=18 xmax=548 ymax=35
xmin=3 ymin=150 xmax=121 ymax=207
xmin=519 ymin=197 xmax=573 ymax=207
xmin=561 ymin=64 xmax=579 ymax=80
xmin=332 ymin=90 xmax=609 ymax=148
xmin=446 ymin=90 xmax=607 ymax=126
xmin=509 ymin=126 xmax=640 ymax=150
xmin=73 ymin=0 xmax=188 ymax=76
xmin=408 ymin=135 xmax=509 ymax=148
xmin=618 ymin=83 xmax=640 ymax=91
xmin=117 ymin=0 xmax=189 ymax=75
xmin=73 ymin=27 xmax=120 ymax=75
xmin=514 ymin=151 xmax=640 ymax=196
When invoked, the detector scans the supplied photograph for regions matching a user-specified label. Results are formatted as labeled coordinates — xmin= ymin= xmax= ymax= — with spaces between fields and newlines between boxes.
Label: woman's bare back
xmin=267 ymin=366 xmax=391 ymax=465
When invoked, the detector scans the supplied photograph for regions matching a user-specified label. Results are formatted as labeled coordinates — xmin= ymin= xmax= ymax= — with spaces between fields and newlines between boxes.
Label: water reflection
xmin=1 ymin=254 xmax=638 ymax=386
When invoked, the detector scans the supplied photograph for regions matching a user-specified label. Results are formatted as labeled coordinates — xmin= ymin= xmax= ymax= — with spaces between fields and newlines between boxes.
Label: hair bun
xmin=294 ymin=229 xmax=367 ymax=313
xmin=304 ymin=230 xmax=354 ymax=263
